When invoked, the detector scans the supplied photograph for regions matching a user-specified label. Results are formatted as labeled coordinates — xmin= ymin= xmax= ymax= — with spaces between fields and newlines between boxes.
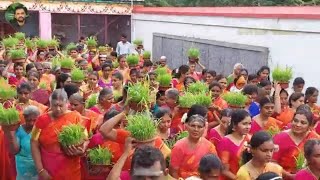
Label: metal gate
xmin=152 ymin=33 xmax=269 ymax=75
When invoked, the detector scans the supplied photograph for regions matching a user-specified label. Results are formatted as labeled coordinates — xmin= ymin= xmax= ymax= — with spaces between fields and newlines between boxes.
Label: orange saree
xmin=32 ymin=111 xmax=82 ymax=180
xmin=276 ymin=108 xmax=295 ymax=129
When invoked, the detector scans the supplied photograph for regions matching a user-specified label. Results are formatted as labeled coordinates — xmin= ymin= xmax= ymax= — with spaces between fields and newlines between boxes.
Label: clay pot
xmin=135 ymin=137 xmax=157 ymax=147
xmin=228 ymin=104 xmax=245 ymax=110
xmin=158 ymin=85 xmax=171 ymax=92
xmin=279 ymin=82 xmax=289 ymax=89
xmin=88 ymin=46 xmax=96 ymax=50
xmin=188 ymin=57 xmax=199 ymax=64
xmin=129 ymin=101 xmax=147 ymax=112
xmin=37 ymin=47 xmax=47 ymax=51
xmin=61 ymin=67 xmax=72 ymax=73
xmin=178 ymin=106 xmax=190 ymax=114
xmin=12 ymin=58 xmax=26 ymax=63
xmin=87 ymin=163 xmax=112 ymax=176
xmin=1 ymin=122 xmax=20 ymax=131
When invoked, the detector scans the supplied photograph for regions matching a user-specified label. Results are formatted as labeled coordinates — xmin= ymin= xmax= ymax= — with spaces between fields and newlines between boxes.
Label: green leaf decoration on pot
xmin=9 ymin=49 xmax=26 ymax=60
xmin=58 ymin=124 xmax=87 ymax=147
xmin=126 ymin=54 xmax=140 ymax=66
xmin=0 ymin=78 xmax=17 ymax=101
xmin=0 ymin=105 xmax=20 ymax=126
xmin=179 ymin=92 xmax=197 ymax=108
xmin=47 ymin=39 xmax=59 ymax=48
xmin=71 ymin=68 xmax=85 ymax=83
xmin=87 ymin=36 xmax=98 ymax=47
xmin=14 ymin=32 xmax=25 ymax=41
xmin=186 ymin=81 xmax=209 ymax=94
xmin=157 ymin=73 xmax=172 ymax=87
xmin=143 ymin=51 xmax=151 ymax=59
xmin=195 ymin=93 xmax=212 ymax=107
xmin=2 ymin=37 xmax=19 ymax=49
xmin=5 ymin=3 xmax=29 ymax=23
xmin=88 ymin=146 xmax=112 ymax=165
xmin=294 ymin=151 xmax=306 ymax=170
xmin=60 ymin=57 xmax=75 ymax=69
xmin=126 ymin=112 xmax=157 ymax=142
xmin=154 ymin=67 xmax=168 ymax=76
xmin=222 ymin=92 xmax=247 ymax=108
xmin=25 ymin=38 xmax=35 ymax=49
xmin=187 ymin=48 xmax=200 ymax=59
xmin=66 ymin=43 xmax=77 ymax=54
xmin=133 ymin=39 xmax=143 ymax=46
xmin=272 ymin=65 xmax=293 ymax=83
xmin=85 ymin=93 xmax=98 ymax=109
xmin=36 ymin=39 xmax=48 ymax=49
xmin=127 ymin=82 xmax=150 ymax=104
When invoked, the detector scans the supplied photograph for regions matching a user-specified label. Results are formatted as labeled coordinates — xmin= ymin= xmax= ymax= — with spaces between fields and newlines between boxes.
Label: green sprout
xmin=165 ymin=131 xmax=189 ymax=149
xmin=179 ymin=92 xmax=197 ymax=108
xmin=294 ymin=151 xmax=305 ymax=170
xmin=154 ymin=67 xmax=168 ymax=76
xmin=267 ymin=126 xmax=281 ymax=137
xmin=133 ymin=39 xmax=143 ymax=46
xmin=87 ymin=36 xmax=97 ymax=47
xmin=157 ymin=74 xmax=172 ymax=87
xmin=2 ymin=37 xmax=19 ymax=48
xmin=126 ymin=54 xmax=140 ymax=66
xmin=126 ymin=112 xmax=157 ymax=141
xmin=143 ymin=51 xmax=151 ymax=59
xmin=98 ymin=46 xmax=107 ymax=52
xmin=14 ymin=32 xmax=25 ymax=40
xmin=186 ymin=81 xmax=209 ymax=94
xmin=195 ymin=93 xmax=212 ymax=107
xmin=187 ymin=48 xmax=200 ymax=59
xmin=39 ymin=82 xmax=47 ymax=90
xmin=127 ymin=82 xmax=150 ymax=104
xmin=9 ymin=49 xmax=26 ymax=60
xmin=25 ymin=38 xmax=35 ymax=49
xmin=85 ymin=93 xmax=98 ymax=109
xmin=60 ymin=57 xmax=75 ymax=69
xmin=0 ymin=105 xmax=20 ymax=125
xmin=0 ymin=78 xmax=17 ymax=100
xmin=112 ymin=61 xmax=119 ymax=68
xmin=47 ymin=39 xmax=59 ymax=48
xmin=272 ymin=65 xmax=293 ymax=82
xmin=58 ymin=124 xmax=87 ymax=147
xmin=88 ymin=146 xmax=112 ymax=165
xmin=66 ymin=43 xmax=77 ymax=54
xmin=71 ymin=68 xmax=85 ymax=82
xmin=222 ymin=92 xmax=247 ymax=108
xmin=36 ymin=39 xmax=48 ymax=49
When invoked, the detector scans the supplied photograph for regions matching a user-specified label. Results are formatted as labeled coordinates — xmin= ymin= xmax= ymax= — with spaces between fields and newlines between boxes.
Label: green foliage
xmin=157 ymin=74 xmax=172 ymax=87
xmin=2 ymin=37 xmax=19 ymax=48
xmin=294 ymin=151 xmax=305 ymax=170
xmin=126 ymin=54 xmax=140 ymax=66
xmin=71 ymin=68 xmax=85 ymax=82
xmin=165 ymin=131 xmax=189 ymax=149
xmin=0 ymin=78 xmax=17 ymax=100
xmin=25 ymin=38 xmax=35 ymax=49
xmin=187 ymin=48 xmax=200 ymax=58
xmin=126 ymin=112 xmax=157 ymax=141
xmin=14 ymin=32 xmax=25 ymax=40
xmin=0 ymin=105 xmax=20 ymax=125
xmin=87 ymin=36 xmax=97 ymax=47
xmin=272 ymin=65 xmax=293 ymax=82
xmin=9 ymin=49 xmax=26 ymax=60
xmin=88 ymin=146 xmax=112 ymax=165
xmin=127 ymin=83 xmax=150 ymax=104
xmin=112 ymin=61 xmax=119 ymax=68
xmin=143 ymin=51 xmax=151 ymax=59
xmin=186 ymin=81 xmax=208 ymax=94
xmin=267 ymin=126 xmax=281 ymax=137
xmin=85 ymin=94 xmax=98 ymax=109
xmin=222 ymin=92 xmax=247 ymax=107
xmin=47 ymin=39 xmax=59 ymax=48
xmin=133 ymin=39 xmax=143 ymax=46
xmin=98 ymin=46 xmax=107 ymax=52
xmin=195 ymin=93 xmax=212 ymax=107
xmin=60 ymin=57 xmax=75 ymax=69
xmin=154 ymin=67 xmax=167 ymax=76
xmin=179 ymin=92 xmax=197 ymax=108
xmin=58 ymin=124 xmax=87 ymax=147
xmin=66 ymin=43 xmax=77 ymax=53
xmin=36 ymin=39 xmax=48 ymax=49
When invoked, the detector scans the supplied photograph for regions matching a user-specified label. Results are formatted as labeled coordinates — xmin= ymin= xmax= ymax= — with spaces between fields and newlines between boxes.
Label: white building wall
xmin=132 ymin=13 xmax=320 ymax=90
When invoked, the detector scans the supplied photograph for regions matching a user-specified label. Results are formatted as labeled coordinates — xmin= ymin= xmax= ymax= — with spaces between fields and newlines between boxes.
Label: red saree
xmin=33 ymin=111 xmax=82 ymax=180
xmin=273 ymin=131 xmax=319 ymax=173
xmin=0 ymin=128 xmax=16 ymax=180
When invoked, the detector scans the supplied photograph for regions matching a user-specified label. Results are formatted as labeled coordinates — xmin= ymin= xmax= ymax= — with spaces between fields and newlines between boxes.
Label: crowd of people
xmin=0 ymin=32 xmax=320 ymax=180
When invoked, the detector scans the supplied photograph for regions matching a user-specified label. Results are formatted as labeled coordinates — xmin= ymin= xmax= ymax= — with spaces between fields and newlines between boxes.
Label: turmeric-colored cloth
xmin=236 ymin=162 xmax=283 ymax=180
xmin=31 ymin=111 xmax=83 ymax=180
xmin=250 ymin=117 xmax=282 ymax=135
xmin=170 ymin=137 xmax=217 ymax=179
xmin=273 ymin=131 xmax=319 ymax=173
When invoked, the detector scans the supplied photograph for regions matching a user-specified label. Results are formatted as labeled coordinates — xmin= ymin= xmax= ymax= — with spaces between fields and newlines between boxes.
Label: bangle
xmin=38 ymin=168 xmax=44 ymax=174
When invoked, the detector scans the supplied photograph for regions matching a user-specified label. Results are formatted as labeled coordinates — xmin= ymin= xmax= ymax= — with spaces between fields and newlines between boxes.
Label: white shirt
xmin=116 ymin=41 xmax=132 ymax=55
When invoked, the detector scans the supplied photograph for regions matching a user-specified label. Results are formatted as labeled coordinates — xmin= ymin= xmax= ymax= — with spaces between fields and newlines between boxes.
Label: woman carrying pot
xmin=31 ymin=89 xmax=88 ymax=180
xmin=89 ymin=88 xmax=114 ymax=115
xmin=4 ymin=105 xmax=40 ymax=179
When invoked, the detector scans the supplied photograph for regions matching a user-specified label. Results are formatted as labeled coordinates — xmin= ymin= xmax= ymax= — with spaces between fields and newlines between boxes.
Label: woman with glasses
xmin=169 ymin=114 xmax=217 ymax=179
